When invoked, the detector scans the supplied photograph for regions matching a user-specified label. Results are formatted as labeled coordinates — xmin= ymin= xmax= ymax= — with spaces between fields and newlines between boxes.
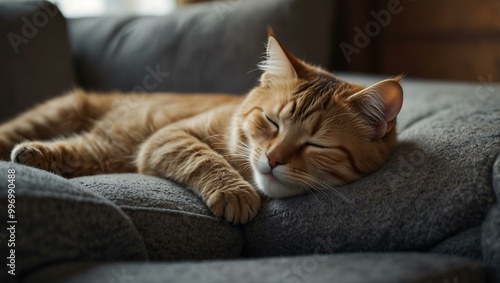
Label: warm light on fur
xmin=0 ymin=32 xmax=403 ymax=224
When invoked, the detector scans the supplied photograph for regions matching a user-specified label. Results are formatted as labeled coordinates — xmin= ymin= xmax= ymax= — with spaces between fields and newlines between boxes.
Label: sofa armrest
xmin=0 ymin=1 xmax=76 ymax=122
xmin=0 ymin=161 xmax=149 ymax=280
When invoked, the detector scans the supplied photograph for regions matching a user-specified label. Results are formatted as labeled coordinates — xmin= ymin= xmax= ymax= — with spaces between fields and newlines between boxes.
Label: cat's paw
xmin=11 ymin=143 xmax=51 ymax=170
xmin=206 ymin=183 xmax=261 ymax=224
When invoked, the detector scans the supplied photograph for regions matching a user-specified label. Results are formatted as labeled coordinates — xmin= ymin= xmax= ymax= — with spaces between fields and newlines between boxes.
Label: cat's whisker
xmin=277 ymin=170 xmax=329 ymax=205
xmin=219 ymin=151 xmax=251 ymax=162
xmin=247 ymin=67 xmax=261 ymax=74
xmin=232 ymin=146 xmax=252 ymax=153
xmin=233 ymin=139 xmax=252 ymax=151
xmin=309 ymin=176 xmax=353 ymax=205
xmin=214 ymin=147 xmax=251 ymax=157
xmin=296 ymin=182 xmax=322 ymax=205
xmin=232 ymin=151 xmax=251 ymax=158
xmin=222 ymin=154 xmax=249 ymax=160
xmin=212 ymin=141 xmax=251 ymax=152
xmin=214 ymin=133 xmax=251 ymax=150
xmin=204 ymin=134 xmax=252 ymax=154
xmin=297 ymin=177 xmax=336 ymax=205
xmin=219 ymin=153 xmax=252 ymax=174
xmin=291 ymin=170 xmax=352 ymax=205
xmin=201 ymin=134 xmax=228 ymax=143
xmin=306 ymin=178 xmax=346 ymax=203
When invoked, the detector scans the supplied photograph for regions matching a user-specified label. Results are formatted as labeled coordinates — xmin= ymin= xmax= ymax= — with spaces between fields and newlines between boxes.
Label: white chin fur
xmin=253 ymin=171 xmax=305 ymax=198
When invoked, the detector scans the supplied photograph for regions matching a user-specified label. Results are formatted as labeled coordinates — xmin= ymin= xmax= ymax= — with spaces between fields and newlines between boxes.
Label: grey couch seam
xmin=10 ymin=190 xmax=112 ymax=204
xmin=119 ymin=205 xmax=228 ymax=223
xmin=480 ymin=154 xmax=500 ymax=268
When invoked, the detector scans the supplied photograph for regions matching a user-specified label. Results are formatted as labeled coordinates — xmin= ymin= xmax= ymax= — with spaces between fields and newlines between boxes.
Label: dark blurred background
xmin=178 ymin=0 xmax=500 ymax=82
xmin=45 ymin=0 xmax=500 ymax=82
xmin=333 ymin=0 xmax=500 ymax=82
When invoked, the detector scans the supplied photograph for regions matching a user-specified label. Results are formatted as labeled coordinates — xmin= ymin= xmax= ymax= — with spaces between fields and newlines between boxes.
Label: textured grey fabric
xmin=429 ymin=227 xmax=482 ymax=261
xmin=243 ymin=76 xmax=500 ymax=257
xmin=0 ymin=1 xmax=75 ymax=122
xmin=67 ymin=0 xmax=335 ymax=93
xmin=72 ymin=174 xmax=243 ymax=260
xmin=0 ymin=161 xmax=148 ymax=282
xmin=23 ymin=253 xmax=488 ymax=283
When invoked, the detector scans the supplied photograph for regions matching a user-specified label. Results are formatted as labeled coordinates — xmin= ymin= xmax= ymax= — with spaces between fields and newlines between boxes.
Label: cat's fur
xmin=0 ymin=32 xmax=403 ymax=224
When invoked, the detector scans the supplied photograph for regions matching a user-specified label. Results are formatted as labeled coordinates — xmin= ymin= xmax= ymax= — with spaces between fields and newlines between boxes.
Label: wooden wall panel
xmin=385 ymin=0 xmax=500 ymax=34
xmin=381 ymin=41 xmax=500 ymax=81
xmin=334 ymin=0 xmax=500 ymax=82
xmin=332 ymin=1 xmax=379 ymax=72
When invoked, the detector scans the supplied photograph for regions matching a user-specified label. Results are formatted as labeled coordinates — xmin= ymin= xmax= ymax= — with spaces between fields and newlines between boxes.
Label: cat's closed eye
xmin=305 ymin=142 xmax=328 ymax=149
xmin=264 ymin=114 xmax=279 ymax=132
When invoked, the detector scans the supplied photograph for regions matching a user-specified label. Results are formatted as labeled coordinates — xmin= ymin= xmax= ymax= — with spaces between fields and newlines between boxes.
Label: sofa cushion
xmin=0 ymin=1 xmax=75 ymax=122
xmin=0 ymin=161 xmax=148 ymax=282
xmin=242 ymin=75 xmax=500 ymax=258
xmin=68 ymin=0 xmax=335 ymax=93
xmin=71 ymin=174 xmax=243 ymax=261
xmin=23 ymin=253 xmax=488 ymax=283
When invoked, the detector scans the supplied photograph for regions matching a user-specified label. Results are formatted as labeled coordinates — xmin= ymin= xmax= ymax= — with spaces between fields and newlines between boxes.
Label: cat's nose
xmin=266 ymin=151 xmax=285 ymax=169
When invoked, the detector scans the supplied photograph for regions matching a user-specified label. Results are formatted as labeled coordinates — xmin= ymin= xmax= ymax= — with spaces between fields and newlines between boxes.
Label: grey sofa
xmin=0 ymin=1 xmax=499 ymax=282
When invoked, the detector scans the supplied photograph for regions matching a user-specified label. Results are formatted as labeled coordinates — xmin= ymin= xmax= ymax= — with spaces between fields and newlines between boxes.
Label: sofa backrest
xmin=67 ymin=0 xmax=336 ymax=94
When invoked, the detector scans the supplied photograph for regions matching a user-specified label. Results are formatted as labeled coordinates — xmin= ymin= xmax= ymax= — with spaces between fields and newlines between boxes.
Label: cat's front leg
xmin=137 ymin=125 xmax=261 ymax=224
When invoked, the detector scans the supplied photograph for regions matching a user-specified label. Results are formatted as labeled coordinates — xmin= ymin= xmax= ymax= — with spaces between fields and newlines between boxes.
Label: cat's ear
xmin=259 ymin=28 xmax=309 ymax=85
xmin=348 ymin=79 xmax=403 ymax=138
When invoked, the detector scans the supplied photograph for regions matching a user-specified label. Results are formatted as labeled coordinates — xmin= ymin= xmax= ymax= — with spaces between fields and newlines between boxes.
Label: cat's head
xmin=233 ymin=30 xmax=403 ymax=198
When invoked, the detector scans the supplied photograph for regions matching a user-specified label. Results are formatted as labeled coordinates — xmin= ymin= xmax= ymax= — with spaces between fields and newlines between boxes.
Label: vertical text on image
xmin=6 ymin=169 xmax=16 ymax=276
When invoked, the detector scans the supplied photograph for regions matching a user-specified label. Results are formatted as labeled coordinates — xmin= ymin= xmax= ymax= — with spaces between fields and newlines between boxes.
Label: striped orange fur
xmin=0 ymin=33 xmax=403 ymax=224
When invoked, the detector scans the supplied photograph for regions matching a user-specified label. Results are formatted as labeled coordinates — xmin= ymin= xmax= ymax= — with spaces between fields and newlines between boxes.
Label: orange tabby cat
xmin=0 ymin=31 xmax=403 ymax=224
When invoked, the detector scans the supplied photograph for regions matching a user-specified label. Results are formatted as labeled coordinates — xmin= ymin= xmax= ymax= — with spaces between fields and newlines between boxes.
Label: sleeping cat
xmin=0 ymin=31 xmax=403 ymax=224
